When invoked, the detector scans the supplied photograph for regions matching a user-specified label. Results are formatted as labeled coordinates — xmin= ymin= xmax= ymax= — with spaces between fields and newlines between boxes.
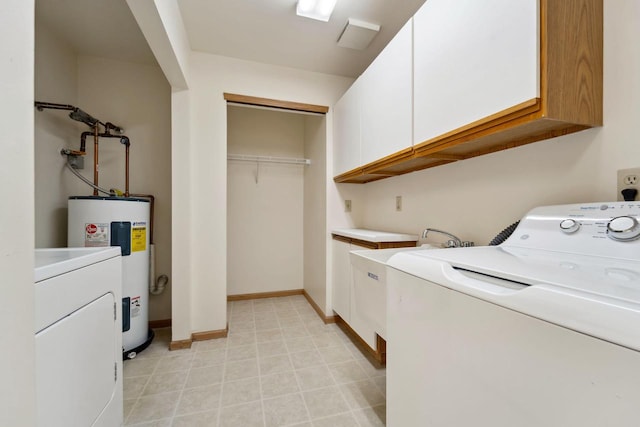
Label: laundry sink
xmin=349 ymin=245 xmax=435 ymax=345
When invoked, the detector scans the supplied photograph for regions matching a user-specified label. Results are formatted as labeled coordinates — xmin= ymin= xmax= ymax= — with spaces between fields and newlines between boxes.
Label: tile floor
xmin=123 ymin=295 xmax=386 ymax=426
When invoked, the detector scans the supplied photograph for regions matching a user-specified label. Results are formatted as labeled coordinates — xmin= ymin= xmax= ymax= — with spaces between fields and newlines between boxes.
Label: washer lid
xmin=388 ymin=246 xmax=640 ymax=351
xmin=35 ymin=247 xmax=121 ymax=282
xmin=392 ymin=246 xmax=640 ymax=305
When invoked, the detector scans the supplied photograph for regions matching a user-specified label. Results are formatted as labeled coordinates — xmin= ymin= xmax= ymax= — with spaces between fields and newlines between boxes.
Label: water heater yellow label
xmin=131 ymin=226 xmax=147 ymax=252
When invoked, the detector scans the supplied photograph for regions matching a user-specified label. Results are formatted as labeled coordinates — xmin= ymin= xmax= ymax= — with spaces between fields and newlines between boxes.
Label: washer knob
xmin=607 ymin=216 xmax=640 ymax=241
xmin=559 ymin=219 xmax=580 ymax=234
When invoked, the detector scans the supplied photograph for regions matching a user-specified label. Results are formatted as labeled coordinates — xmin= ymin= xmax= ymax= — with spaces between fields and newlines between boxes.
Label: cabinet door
xmin=331 ymin=239 xmax=352 ymax=321
xmin=413 ymin=0 xmax=539 ymax=145
xmin=360 ymin=18 xmax=413 ymax=165
xmin=333 ymin=79 xmax=361 ymax=176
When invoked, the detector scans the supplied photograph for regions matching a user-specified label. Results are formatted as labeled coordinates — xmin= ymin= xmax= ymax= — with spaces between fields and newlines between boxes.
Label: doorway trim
xmin=223 ymin=92 xmax=329 ymax=114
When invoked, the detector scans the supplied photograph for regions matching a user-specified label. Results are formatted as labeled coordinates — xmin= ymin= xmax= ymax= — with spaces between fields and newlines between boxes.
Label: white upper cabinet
xmin=333 ymin=78 xmax=361 ymax=176
xmin=413 ymin=0 xmax=539 ymax=145
xmin=360 ymin=19 xmax=413 ymax=165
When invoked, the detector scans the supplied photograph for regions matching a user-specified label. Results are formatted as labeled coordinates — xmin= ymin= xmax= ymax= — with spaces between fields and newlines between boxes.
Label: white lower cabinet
xmin=349 ymin=251 xmax=388 ymax=349
xmin=331 ymin=239 xmax=353 ymax=321
xmin=332 ymin=232 xmax=418 ymax=360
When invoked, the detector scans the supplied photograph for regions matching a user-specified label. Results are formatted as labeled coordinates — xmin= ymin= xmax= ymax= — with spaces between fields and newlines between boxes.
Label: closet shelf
xmin=227 ymin=154 xmax=310 ymax=165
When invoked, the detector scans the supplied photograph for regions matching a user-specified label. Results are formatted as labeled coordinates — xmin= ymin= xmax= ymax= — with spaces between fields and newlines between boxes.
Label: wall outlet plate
xmin=345 ymin=199 xmax=352 ymax=212
xmin=617 ymin=168 xmax=640 ymax=201
xmin=396 ymin=196 xmax=402 ymax=211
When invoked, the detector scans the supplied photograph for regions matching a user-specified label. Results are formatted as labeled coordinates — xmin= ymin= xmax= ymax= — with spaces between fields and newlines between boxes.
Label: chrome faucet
xmin=422 ymin=228 xmax=473 ymax=248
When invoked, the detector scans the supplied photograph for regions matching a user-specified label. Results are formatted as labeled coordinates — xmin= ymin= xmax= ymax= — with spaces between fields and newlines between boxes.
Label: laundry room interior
xmin=4 ymin=0 xmax=640 ymax=426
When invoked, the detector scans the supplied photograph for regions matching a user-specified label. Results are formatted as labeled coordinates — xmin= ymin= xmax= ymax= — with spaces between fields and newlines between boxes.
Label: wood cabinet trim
xmin=335 ymin=315 xmax=386 ymax=365
xmin=332 ymin=233 xmax=417 ymax=249
xmin=331 ymin=234 xmax=352 ymax=244
xmin=413 ymin=98 xmax=542 ymax=154
xmin=543 ymin=0 xmax=603 ymax=125
xmin=223 ymin=92 xmax=329 ymax=114
xmin=333 ymin=0 xmax=602 ymax=184
xmin=361 ymin=146 xmax=415 ymax=174
xmin=333 ymin=167 xmax=365 ymax=183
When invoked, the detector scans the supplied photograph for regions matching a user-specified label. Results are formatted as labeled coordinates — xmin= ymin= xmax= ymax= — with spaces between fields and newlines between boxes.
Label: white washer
xmin=387 ymin=202 xmax=640 ymax=427
xmin=35 ymin=247 xmax=123 ymax=427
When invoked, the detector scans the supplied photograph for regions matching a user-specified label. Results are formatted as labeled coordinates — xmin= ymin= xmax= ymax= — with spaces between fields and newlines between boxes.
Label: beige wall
xmin=76 ymin=56 xmax=172 ymax=321
xmin=34 ymin=20 xmax=173 ymax=320
xmin=336 ymin=2 xmax=640 ymax=249
xmin=34 ymin=20 xmax=82 ymax=248
xmin=172 ymin=53 xmax=352 ymax=339
xmin=0 ymin=0 xmax=36 ymax=423
xmin=227 ymin=106 xmax=305 ymax=295
xmin=303 ymin=114 xmax=329 ymax=312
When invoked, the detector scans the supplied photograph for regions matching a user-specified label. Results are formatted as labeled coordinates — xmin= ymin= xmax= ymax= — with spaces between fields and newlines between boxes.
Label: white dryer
xmin=35 ymin=247 xmax=123 ymax=427
xmin=387 ymin=202 xmax=640 ymax=427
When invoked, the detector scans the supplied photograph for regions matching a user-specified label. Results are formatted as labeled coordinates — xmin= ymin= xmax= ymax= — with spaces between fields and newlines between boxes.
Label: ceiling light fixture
xmin=296 ymin=0 xmax=337 ymax=22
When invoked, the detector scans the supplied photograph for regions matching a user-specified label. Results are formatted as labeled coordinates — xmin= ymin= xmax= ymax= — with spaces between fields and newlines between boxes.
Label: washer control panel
xmin=559 ymin=218 xmax=581 ymax=234
xmin=607 ymin=216 xmax=640 ymax=241
xmin=505 ymin=202 xmax=640 ymax=260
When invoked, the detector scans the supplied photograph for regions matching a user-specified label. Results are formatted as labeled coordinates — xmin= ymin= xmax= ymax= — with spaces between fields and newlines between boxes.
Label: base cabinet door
xmin=331 ymin=239 xmax=352 ymax=321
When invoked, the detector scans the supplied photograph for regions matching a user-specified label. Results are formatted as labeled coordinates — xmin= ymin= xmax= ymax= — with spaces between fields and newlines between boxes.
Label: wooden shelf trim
xmin=331 ymin=234 xmax=417 ymax=249
xmin=333 ymin=0 xmax=602 ymax=185
xmin=334 ymin=99 xmax=542 ymax=183
xmin=224 ymin=92 xmax=329 ymax=114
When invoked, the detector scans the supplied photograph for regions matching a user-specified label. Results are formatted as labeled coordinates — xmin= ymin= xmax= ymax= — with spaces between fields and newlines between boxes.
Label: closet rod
xmin=227 ymin=154 xmax=310 ymax=165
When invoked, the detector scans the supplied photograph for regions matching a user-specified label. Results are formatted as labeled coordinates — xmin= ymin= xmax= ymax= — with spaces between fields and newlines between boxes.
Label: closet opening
xmin=225 ymin=94 xmax=328 ymax=303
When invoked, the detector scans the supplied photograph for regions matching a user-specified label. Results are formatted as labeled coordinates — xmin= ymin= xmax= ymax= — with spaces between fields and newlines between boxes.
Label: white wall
xmin=0 ymin=0 xmax=36 ymax=424
xmin=175 ymin=53 xmax=352 ymax=338
xmin=126 ymin=0 xmax=190 ymax=89
xmin=339 ymin=2 xmax=640 ymax=248
xmin=170 ymin=88 xmax=192 ymax=340
xmin=303 ymin=114 xmax=328 ymax=312
xmin=33 ymin=19 xmax=173 ymax=320
xmin=227 ymin=106 xmax=305 ymax=295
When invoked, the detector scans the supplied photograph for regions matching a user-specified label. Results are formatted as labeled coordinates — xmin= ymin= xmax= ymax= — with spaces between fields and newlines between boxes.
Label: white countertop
xmin=332 ymin=228 xmax=418 ymax=243
xmin=35 ymin=247 xmax=121 ymax=282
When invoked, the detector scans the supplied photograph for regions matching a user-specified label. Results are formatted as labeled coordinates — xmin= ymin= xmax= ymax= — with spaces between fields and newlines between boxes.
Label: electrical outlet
xmin=345 ymin=199 xmax=352 ymax=212
xmin=617 ymin=168 xmax=640 ymax=201
xmin=396 ymin=196 xmax=402 ymax=212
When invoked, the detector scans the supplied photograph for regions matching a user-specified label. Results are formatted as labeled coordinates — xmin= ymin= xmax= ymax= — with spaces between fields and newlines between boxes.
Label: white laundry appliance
xmin=387 ymin=202 xmax=640 ymax=427
xmin=35 ymin=247 xmax=123 ymax=427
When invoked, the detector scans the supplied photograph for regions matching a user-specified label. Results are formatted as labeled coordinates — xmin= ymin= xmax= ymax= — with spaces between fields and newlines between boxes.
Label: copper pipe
xmin=88 ymin=132 xmax=131 ymax=197
xmin=125 ymin=143 xmax=130 ymax=197
xmin=93 ymin=126 xmax=99 ymax=196
xmin=129 ymin=194 xmax=155 ymax=244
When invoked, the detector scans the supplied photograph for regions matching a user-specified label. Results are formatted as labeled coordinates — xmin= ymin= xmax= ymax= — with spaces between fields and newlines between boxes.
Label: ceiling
xmin=36 ymin=0 xmax=426 ymax=78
